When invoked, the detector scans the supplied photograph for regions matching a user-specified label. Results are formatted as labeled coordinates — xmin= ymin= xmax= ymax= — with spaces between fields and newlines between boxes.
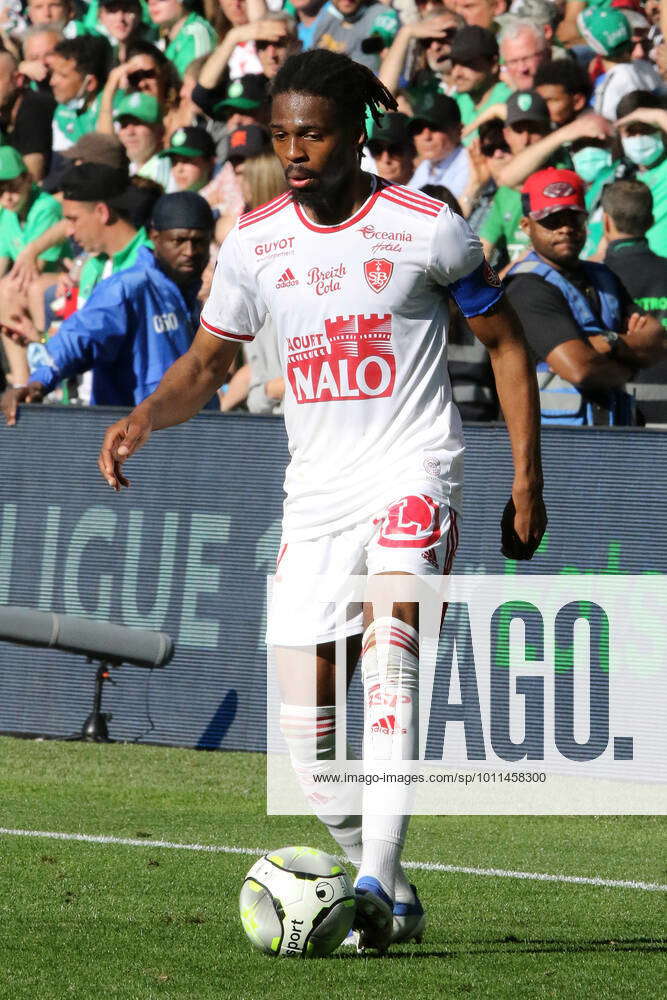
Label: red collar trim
xmin=293 ymin=176 xmax=381 ymax=233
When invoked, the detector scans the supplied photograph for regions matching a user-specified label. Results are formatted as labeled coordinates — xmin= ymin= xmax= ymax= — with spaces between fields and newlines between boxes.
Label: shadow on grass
xmin=334 ymin=937 xmax=667 ymax=959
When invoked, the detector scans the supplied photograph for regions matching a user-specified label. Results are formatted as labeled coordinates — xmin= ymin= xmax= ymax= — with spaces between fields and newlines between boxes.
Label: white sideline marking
xmin=0 ymin=827 xmax=664 ymax=893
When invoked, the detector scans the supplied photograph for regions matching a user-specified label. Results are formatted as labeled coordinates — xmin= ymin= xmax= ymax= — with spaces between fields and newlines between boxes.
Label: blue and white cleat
xmin=340 ymin=928 xmax=357 ymax=948
xmin=353 ymin=876 xmax=394 ymax=955
xmin=391 ymin=884 xmax=426 ymax=944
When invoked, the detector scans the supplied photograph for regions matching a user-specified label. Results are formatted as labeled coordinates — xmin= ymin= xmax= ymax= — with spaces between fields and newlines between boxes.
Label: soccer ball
xmin=239 ymin=846 xmax=356 ymax=958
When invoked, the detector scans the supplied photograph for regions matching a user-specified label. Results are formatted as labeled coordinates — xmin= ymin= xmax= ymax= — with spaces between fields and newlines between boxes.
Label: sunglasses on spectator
xmin=255 ymin=37 xmax=288 ymax=50
xmin=127 ymin=68 xmax=158 ymax=87
xmin=420 ymin=30 xmax=457 ymax=46
xmin=367 ymin=141 xmax=409 ymax=158
xmin=103 ymin=2 xmax=139 ymax=12
xmin=536 ymin=210 xmax=586 ymax=231
xmin=480 ymin=141 xmax=510 ymax=157
xmin=509 ymin=121 xmax=548 ymax=135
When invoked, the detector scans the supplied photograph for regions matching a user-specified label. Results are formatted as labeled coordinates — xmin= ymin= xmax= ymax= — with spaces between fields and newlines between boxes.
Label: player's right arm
xmin=98 ymin=329 xmax=239 ymax=491
xmin=100 ymin=225 xmax=266 ymax=490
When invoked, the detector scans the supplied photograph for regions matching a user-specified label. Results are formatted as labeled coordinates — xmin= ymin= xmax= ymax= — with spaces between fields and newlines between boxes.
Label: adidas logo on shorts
xmin=421 ymin=547 xmax=439 ymax=569
xmin=371 ymin=715 xmax=406 ymax=735
xmin=276 ymin=267 xmax=299 ymax=289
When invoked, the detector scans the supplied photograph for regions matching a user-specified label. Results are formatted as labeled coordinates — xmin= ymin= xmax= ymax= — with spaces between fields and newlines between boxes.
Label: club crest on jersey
xmin=364 ymin=258 xmax=393 ymax=294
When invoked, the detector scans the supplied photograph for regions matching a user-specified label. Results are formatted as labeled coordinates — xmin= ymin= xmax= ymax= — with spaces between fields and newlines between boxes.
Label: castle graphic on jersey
xmin=286 ymin=313 xmax=395 ymax=404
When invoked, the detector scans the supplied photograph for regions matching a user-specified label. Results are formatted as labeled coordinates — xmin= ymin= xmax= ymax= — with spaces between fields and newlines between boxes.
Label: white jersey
xmin=201 ymin=177 xmax=502 ymax=541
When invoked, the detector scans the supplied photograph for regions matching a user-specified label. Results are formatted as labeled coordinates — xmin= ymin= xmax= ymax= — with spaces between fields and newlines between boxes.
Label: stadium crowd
xmin=0 ymin=0 xmax=665 ymax=426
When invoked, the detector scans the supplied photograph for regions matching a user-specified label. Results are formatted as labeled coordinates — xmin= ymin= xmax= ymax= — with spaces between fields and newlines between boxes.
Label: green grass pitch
xmin=0 ymin=736 xmax=664 ymax=1000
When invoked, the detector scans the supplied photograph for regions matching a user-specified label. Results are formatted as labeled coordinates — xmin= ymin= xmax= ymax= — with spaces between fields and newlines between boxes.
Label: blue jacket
xmin=30 ymin=246 xmax=217 ymax=408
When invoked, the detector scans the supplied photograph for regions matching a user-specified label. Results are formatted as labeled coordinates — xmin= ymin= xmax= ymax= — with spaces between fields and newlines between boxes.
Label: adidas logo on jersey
xmin=371 ymin=715 xmax=407 ymax=735
xmin=276 ymin=267 xmax=299 ymax=289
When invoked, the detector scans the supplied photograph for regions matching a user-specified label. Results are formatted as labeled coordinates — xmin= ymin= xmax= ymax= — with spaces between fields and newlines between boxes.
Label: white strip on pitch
xmin=0 ymin=827 xmax=664 ymax=893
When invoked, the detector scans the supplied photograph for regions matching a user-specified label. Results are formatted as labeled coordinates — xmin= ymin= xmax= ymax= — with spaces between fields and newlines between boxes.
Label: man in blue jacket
xmin=2 ymin=191 xmax=217 ymax=422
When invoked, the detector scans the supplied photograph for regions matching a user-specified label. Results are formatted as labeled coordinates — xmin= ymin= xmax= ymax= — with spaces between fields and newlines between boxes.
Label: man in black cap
xmin=407 ymin=94 xmax=471 ymax=196
xmin=2 ymin=192 xmax=216 ymax=421
xmin=503 ymin=89 xmax=553 ymax=153
xmin=193 ymin=73 xmax=269 ymax=132
xmin=226 ymin=124 xmax=271 ymax=169
xmin=450 ymin=25 xmax=512 ymax=141
xmin=366 ymin=113 xmax=415 ymax=186
xmin=160 ymin=126 xmax=216 ymax=193
xmin=59 ymin=162 xmax=153 ymax=307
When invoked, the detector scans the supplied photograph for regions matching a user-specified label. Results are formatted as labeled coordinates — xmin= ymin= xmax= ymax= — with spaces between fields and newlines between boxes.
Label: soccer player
xmin=98 ymin=50 xmax=547 ymax=954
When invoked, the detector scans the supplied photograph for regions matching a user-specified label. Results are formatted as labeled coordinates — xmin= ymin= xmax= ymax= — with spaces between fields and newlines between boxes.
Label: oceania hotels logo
xmin=358 ymin=224 xmax=413 ymax=255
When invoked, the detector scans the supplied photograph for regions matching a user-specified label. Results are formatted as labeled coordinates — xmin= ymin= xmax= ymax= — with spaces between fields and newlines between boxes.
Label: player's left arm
xmin=428 ymin=208 xmax=547 ymax=559
xmin=431 ymin=209 xmax=547 ymax=559
xmin=467 ymin=296 xmax=547 ymax=560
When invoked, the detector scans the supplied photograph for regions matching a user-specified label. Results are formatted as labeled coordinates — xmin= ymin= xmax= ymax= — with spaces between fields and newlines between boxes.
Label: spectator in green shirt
xmin=59 ymin=162 xmax=153 ymax=306
xmin=455 ymin=0 xmax=504 ymax=32
xmin=113 ymin=91 xmax=171 ymax=189
xmin=160 ymin=126 xmax=216 ymax=191
xmin=49 ymin=35 xmax=112 ymax=153
xmin=615 ymin=95 xmax=667 ymax=259
xmin=479 ymin=90 xmax=551 ymax=266
xmin=27 ymin=0 xmax=92 ymax=38
xmin=0 ymin=146 xmax=67 ymax=387
xmin=147 ymin=0 xmax=218 ymax=78
xmin=450 ymin=26 xmax=513 ymax=145
xmin=94 ymin=0 xmax=153 ymax=60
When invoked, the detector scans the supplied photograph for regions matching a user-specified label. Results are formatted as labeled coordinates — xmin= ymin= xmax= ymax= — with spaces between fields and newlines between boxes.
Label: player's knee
xmin=361 ymin=616 xmax=419 ymax=690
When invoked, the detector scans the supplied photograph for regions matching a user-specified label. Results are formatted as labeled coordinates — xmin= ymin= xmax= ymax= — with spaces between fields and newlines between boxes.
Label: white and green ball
xmin=239 ymin=846 xmax=356 ymax=958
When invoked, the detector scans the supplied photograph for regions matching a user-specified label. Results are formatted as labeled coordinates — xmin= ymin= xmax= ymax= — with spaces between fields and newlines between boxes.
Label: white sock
xmin=280 ymin=703 xmax=362 ymax=866
xmin=357 ymin=617 xmax=420 ymax=901
xmin=394 ymin=864 xmax=415 ymax=904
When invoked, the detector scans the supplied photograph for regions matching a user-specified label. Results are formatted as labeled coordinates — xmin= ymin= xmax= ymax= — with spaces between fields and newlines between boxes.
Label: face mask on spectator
xmin=621 ymin=133 xmax=664 ymax=168
xmin=570 ymin=146 xmax=612 ymax=184
xmin=61 ymin=75 xmax=92 ymax=112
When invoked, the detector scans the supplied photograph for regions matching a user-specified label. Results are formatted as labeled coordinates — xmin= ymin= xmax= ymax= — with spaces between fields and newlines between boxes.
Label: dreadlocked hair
xmin=271 ymin=50 xmax=398 ymax=135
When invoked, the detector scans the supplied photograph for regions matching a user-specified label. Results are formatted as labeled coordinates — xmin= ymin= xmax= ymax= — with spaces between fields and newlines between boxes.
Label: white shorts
xmin=266 ymin=494 xmax=459 ymax=647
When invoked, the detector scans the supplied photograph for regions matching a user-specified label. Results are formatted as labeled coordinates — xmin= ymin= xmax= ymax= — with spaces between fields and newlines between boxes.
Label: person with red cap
xmin=505 ymin=167 xmax=664 ymax=426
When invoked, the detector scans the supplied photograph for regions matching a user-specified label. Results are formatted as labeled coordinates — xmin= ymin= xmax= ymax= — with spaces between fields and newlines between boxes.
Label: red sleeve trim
xmin=201 ymin=315 xmax=254 ymax=343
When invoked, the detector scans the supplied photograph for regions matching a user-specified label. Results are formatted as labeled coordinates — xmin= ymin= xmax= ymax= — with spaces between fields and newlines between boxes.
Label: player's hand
xmin=501 ymin=489 xmax=547 ymax=560
xmin=2 ymin=383 xmax=45 ymax=426
xmin=98 ymin=406 xmax=153 ymax=491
